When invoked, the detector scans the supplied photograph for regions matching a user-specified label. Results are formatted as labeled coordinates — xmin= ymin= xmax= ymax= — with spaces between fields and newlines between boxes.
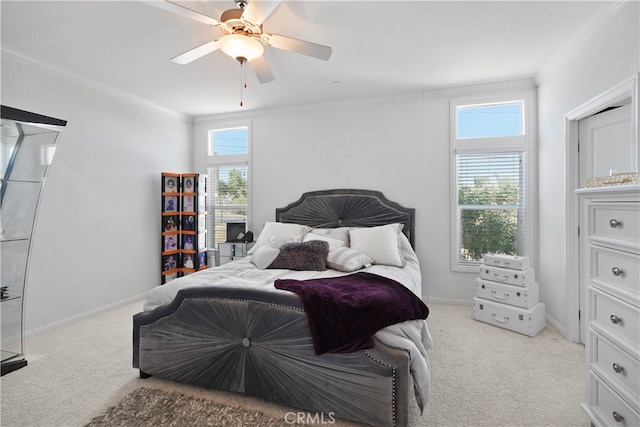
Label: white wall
xmin=1 ymin=53 xmax=192 ymax=334
xmin=193 ymin=84 xmax=533 ymax=305
xmin=5 ymin=1 xmax=636 ymax=338
xmin=192 ymin=1 xmax=639 ymax=336
xmin=535 ymin=1 xmax=639 ymax=336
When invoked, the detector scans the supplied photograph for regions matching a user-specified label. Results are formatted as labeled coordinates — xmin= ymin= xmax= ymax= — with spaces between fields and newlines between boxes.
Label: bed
xmin=133 ymin=189 xmax=432 ymax=426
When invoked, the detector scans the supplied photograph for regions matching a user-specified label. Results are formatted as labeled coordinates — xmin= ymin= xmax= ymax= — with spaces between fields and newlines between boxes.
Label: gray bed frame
xmin=133 ymin=189 xmax=417 ymax=426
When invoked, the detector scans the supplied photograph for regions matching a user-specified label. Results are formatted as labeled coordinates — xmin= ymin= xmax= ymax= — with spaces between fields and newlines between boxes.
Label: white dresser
xmin=217 ymin=242 xmax=254 ymax=265
xmin=578 ymin=185 xmax=640 ymax=427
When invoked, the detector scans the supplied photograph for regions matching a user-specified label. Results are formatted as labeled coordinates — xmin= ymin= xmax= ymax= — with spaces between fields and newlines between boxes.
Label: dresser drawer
xmin=591 ymin=202 xmax=640 ymax=248
xmin=591 ymin=289 xmax=640 ymax=353
xmin=586 ymin=373 xmax=640 ymax=427
xmin=591 ymin=246 xmax=640 ymax=302
xmin=591 ymin=332 xmax=640 ymax=407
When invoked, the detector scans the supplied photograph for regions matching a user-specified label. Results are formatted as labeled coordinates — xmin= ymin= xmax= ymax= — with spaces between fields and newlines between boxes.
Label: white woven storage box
xmin=479 ymin=265 xmax=535 ymax=287
xmin=482 ymin=253 xmax=530 ymax=271
xmin=475 ymin=278 xmax=539 ymax=309
xmin=472 ymin=297 xmax=546 ymax=337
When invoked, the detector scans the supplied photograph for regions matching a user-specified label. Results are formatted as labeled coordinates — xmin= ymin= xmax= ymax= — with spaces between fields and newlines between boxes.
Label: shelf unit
xmin=161 ymin=172 xmax=207 ymax=284
xmin=1 ymin=106 xmax=66 ymax=376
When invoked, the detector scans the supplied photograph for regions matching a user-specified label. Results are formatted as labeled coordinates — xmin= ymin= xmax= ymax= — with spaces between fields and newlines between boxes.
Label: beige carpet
xmin=0 ymin=300 xmax=587 ymax=426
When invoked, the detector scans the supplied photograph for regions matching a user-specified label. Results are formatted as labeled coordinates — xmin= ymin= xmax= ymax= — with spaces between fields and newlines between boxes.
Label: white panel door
xmin=579 ymin=104 xmax=633 ymax=183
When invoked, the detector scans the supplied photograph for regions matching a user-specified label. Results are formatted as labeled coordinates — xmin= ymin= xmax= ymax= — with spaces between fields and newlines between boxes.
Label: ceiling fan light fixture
xmin=219 ymin=34 xmax=264 ymax=62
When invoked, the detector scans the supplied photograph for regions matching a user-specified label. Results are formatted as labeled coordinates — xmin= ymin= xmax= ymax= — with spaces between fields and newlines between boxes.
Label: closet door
xmin=579 ymin=104 xmax=633 ymax=182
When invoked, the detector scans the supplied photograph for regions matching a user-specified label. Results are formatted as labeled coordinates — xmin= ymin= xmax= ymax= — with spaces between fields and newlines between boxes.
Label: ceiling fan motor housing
xmin=220 ymin=7 xmax=261 ymax=36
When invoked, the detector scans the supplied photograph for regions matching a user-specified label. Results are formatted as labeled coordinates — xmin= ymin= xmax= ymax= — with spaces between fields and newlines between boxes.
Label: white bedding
xmin=143 ymin=233 xmax=433 ymax=407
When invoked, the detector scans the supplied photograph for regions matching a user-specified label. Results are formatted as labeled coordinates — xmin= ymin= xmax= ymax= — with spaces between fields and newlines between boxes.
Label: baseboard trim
xmin=24 ymin=292 xmax=147 ymax=339
xmin=545 ymin=312 xmax=567 ymax=338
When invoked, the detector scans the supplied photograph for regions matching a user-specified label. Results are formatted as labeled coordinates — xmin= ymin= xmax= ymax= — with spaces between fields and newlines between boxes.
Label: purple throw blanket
xmin=274 ymin=272 xmax=429 ymax=355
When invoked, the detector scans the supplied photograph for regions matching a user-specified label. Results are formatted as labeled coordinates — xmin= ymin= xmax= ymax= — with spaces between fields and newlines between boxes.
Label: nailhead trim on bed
xmin=363 ymin=350 xmax=398 ymax=427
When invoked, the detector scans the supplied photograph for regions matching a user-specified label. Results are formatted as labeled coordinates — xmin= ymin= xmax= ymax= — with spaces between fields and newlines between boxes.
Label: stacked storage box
xmin=472 ymin=254 xmax=546 ymax=337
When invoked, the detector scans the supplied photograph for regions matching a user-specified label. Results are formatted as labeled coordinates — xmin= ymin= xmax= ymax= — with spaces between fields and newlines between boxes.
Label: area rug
xmin=85 ymin=387 xmax=288 ymax=426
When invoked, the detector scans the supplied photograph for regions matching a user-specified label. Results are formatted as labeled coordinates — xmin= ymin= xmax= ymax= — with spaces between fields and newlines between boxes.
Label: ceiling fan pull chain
xmin=239 ymin=59 xmax=245 ymax=107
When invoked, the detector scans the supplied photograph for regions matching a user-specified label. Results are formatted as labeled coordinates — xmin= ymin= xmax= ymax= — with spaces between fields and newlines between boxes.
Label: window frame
xmin=450 ymin=91 xmax=536 ymax=272
xmin=205 ymin=123 xmax=252 ymax=249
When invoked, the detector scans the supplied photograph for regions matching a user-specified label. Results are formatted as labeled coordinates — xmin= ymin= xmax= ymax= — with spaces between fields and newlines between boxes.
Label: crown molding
xmin=192 ymin=90 xmax=425 ymax=123
xmin=193 ymin=78 xmax=536 ymax=124
xmin=2 ymin=46 xmax=190 ymax=122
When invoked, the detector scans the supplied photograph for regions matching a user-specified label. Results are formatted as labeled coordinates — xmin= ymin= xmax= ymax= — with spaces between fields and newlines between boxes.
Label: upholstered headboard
xmin=275 ymin=189 xmax=415 ymax=248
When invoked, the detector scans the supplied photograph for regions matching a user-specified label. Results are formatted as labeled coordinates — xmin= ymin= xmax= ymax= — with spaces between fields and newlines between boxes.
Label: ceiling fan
xmin=145 ymin=0 xmax=332 ymax=83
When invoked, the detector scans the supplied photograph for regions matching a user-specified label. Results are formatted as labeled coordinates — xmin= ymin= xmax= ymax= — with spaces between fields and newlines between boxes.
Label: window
xmin=206 ymin=126 xmax=250 ymax=248
xmin=457 ymin=101 xmax=523 ymax=139
xmin=451 ymin=93 xmax=534 ymax=271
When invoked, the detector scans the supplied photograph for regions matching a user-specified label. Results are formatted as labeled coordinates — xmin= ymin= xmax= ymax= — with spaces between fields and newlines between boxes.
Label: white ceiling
xmin=1 ymin=1 xmax=608 ymax=117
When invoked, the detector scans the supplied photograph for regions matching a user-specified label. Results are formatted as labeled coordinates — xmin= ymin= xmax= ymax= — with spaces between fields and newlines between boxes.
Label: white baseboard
xmin=24 ymin=292 xmax=147 ymax=339
xmin=545 ymin=312 xmax=567 ymax=338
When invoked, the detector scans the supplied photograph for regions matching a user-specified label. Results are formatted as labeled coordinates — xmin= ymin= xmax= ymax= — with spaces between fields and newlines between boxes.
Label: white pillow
xmin=307 ymin=227 xmax=350 ymax=247
xmin=250 ymin=246 xmax=280 ymax=269
xmin=269 ymin=235 xmax=297 ymax=249
xmin=248 ymin=222 xmax=311 ymax=254
xmin=327 ymin=247 xmax=373 ymax=272
xmin=303 ymin=233 xmax=346 ymax=251
xmin=349 ymin=224 xmax=405 ymax=267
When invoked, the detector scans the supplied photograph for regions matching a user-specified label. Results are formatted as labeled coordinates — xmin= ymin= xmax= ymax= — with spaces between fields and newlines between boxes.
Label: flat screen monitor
xmin=226 ymin=222 xmax=246 ymax=242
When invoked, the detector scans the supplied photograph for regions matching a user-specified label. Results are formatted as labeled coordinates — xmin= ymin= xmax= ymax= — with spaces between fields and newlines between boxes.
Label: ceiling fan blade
xmin=142 ymin=0 xmax=219 ymax=26
xmin=249 ymin=56 xmax=275 ymax=83
xmin=171 ymin=39 xmax=220 ymax=65
xmin=241 ymin=0 xmax=281 ymax=26
xmin=263 ymin=34 xmax=332 ymax=61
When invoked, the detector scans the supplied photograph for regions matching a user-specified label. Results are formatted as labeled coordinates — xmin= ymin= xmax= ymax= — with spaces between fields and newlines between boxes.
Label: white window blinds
xmin=456 ymin=152 xmax=526 ymax=263
xmin=207 ymin=165 xmax=248 ymax=247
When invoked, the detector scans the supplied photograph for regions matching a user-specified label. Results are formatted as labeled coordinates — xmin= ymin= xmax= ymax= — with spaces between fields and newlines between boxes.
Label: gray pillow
xmin=268 ymin=240 xmax=329 ymax=271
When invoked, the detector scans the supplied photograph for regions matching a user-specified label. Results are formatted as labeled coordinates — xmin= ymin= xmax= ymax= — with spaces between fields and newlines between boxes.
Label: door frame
xmin=564 ymin=73 xmax=639 ymax=343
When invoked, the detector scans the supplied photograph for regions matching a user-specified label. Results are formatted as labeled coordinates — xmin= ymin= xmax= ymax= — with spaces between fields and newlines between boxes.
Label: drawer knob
xmin=612 ymin=363 xmax=624 ymax=374
xmin=609 ymin=218 xmax=621 ymax=228
xmin=611 ymin=267 xmax=623 ymax=277
xmin=612 ymin=411 xmax=624 ymax=423
xmin=610 ymin=314 xmax=622 ymax=324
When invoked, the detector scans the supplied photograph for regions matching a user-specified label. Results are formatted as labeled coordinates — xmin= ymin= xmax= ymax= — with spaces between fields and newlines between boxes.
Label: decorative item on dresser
xmin=472 ymin=253 xmax=546 ymax=337
xmin=577 ymin=185 xmax=640 ymax=427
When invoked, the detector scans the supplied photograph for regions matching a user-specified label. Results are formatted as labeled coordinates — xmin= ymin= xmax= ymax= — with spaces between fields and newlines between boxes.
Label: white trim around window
xmin=450 ymin=90 xmax=537 ymax=273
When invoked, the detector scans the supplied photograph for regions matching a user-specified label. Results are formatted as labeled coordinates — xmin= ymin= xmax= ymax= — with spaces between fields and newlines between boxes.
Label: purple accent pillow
xmin=268 ymin=240 xmax=329 ymax=271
